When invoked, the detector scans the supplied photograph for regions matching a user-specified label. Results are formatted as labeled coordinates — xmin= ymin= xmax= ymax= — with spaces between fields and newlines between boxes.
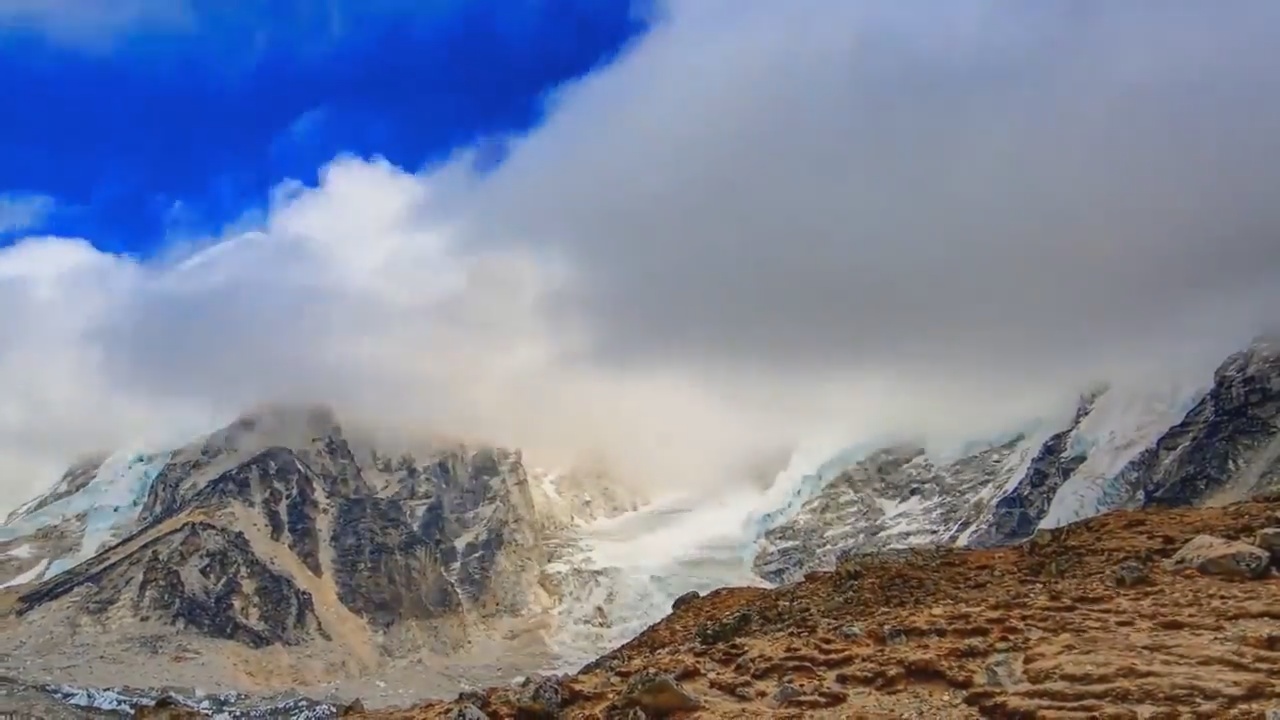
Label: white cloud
xmin=0 ymin=193 xmax=54 ymax=234
xmin=3 ymin=0 xmax=1280 ymax=513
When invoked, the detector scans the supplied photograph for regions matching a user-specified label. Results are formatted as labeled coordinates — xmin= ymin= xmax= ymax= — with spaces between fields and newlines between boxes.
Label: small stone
xmin=1113 ymin=560 xmax=1150 ymax=587
xmin=982 ymin=653 xmax=1025 ymax=688
xmin=339 ymin=698 xmax=366 ymax=717
xmin=883 ymin=625 xmax=907 ymax=646
xmin=671 ymin=590 xmax=701 ymax=612
xmin=839 ymin=625 xmax=864 ymax=641
xmin=773 ymin=683 xmax=803 ymax=704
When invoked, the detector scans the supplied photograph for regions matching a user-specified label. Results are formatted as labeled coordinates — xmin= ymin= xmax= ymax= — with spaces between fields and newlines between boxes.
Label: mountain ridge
xmin=0 ymin=338 xmax=1277 ymax=713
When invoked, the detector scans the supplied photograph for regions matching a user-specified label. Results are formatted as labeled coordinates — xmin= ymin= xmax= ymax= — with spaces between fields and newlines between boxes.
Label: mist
xmin=3 ymin=0 xmax=1279 ymax=512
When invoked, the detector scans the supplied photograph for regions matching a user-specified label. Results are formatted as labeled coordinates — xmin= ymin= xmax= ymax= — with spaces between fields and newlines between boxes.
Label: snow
xmin=0 ymin=449 xmax=171 ymax=578
xmin=743 ymin=439 xmax=880 ymax=551
xmin=3 ymin=543 xmax=34 ymax=558
xmin=1038 ymin=377 xmax=1208 ymax=530
xmin=0 ymin=558 xmax=48 ymax=588
xmin=545 ymin=438 xmax=880 ymax=668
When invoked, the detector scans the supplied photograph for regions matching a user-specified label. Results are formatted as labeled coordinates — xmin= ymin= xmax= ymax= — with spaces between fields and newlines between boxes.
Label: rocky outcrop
xmin=754 ymin=440 xmax=1026 ymax=583
xmin=331 ymin=495 xmax=460 ymax=628
xmin=965 ymin=396 xmax=1095 ymax=548
xmin=18 ymin=520 xmax=326 ymax=648
xmin=1138 ymin=340 xmax=1280 ymax=506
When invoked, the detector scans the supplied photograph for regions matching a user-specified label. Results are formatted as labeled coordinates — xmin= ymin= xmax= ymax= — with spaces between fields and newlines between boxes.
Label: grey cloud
xmin=471 ymin=0 xmax=1280 ymax=388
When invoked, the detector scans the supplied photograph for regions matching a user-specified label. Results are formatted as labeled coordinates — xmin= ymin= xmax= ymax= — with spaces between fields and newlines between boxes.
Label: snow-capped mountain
xmin=0 ymin=406 xmax=642 ymax=707
xmin=0 ymin=339 xmax=1277 ymax=712
xmin=752 ymin=338 xmax=1280 ymax=582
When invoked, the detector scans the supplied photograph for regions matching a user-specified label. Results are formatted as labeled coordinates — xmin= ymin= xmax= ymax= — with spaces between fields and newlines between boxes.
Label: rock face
xmin=753 ymin=339 xmax=1280 ymax=582
xmin=0 ymin=405 xmax=615 ymax=671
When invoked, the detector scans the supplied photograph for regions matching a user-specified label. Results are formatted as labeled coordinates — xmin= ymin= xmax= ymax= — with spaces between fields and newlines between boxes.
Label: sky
xmin=2 ymin=0 xmax=1280 ymax=512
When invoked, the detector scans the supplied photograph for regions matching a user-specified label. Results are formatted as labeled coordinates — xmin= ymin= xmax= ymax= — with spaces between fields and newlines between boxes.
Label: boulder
xmin=1165 ymin=535 xmax=1271 ymax=579
xmin=619 ymin=669 xmax=701 ymax=715
xmin=1254 ymin=527 xmax=1280 ymax=563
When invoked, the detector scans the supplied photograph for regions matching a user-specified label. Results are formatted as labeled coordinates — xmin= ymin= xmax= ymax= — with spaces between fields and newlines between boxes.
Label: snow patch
xmin=3 ymin=543 xmax=34 ymax=558
xmin=1 ymin=558 xmax=48 ymax=588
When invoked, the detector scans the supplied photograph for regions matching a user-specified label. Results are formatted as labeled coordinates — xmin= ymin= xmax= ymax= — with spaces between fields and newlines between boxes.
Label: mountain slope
xmin=751 ymin=339 xmax=1280 ymax=583
xmin=0 ymin=406 xmax=638 ymax=700
xmin=361 ymin=494 xmax=1280 ymax=719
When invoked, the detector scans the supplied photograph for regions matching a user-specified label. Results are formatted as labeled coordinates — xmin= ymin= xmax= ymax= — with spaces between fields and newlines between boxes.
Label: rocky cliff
xmin=0 ymin=405 xmax=635 ymax=696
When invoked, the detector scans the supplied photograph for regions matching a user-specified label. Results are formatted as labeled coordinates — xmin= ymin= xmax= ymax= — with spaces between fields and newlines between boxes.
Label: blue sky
xmin=0 ymin=0 xmax=647 ymax=254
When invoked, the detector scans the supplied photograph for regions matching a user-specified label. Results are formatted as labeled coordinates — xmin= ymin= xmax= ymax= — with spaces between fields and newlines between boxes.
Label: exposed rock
xmin=514 ymin=675 xmax=563 ymax=718
xmin=617 ymin=670 xmax=701 ymax=715
xmin=771 ymin=682 xmax=802 ymax=704
xmin=753 ymin=340 xmax=1280 ymax=585
xmin=1139 ymin=341 xmax=1280 ymax=506
xmin=670 ymin=590 xmax=700 ymax=612
xmin=448 ymin=704 xmax=489 ymax=720
xmin=331 ymin=495 xmax=461 ymax=629
xmin=19 ymin=521 xmax=326 ymax=648
xmin=882 ymin=625 xmax=907 ymax=646
xmin=4 ymin=454 xmax=107 ymax=524
xmin=1255 ymin=527 xmax=1280 ymax=563
xmin=838 ymin=624 xmax=864 ymax=640
xmin=2 ymin=402 xmax=640 ymax=701
xmin=981 ymin=653 xmax=1025 ymax=688
xmin=1165 ymin=534 xmax=1272 ymax=579
xmin=1112 ymin=559 xmax=1150 ymax=587
xmin=340 ymin=698 xmax=367 ymax=716
xmin=695 ymin=610 xmax=753 ymax=645
xmin=969 ymin=395 xmax=1096 ymax=547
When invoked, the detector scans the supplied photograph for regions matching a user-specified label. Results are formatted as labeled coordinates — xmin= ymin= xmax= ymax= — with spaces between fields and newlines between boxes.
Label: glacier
xmin=1038 ymin=378 xmax=1209 ymax=530
xmin=1 ymin=449 xmax=171 ymax=582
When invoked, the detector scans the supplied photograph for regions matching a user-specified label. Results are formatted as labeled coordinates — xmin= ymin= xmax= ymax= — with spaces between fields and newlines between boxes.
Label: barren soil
xmin=357 ymin=496 xmax=1280 ymax=719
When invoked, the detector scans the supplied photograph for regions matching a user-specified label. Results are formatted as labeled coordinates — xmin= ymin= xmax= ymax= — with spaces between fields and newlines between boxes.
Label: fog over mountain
xmin=3 ymin=0 xmax=1279 ymax=512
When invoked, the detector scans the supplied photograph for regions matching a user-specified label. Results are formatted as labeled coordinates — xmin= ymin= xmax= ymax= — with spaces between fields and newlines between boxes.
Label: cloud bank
xmin=3 ymin=0 xmax=1279 ymax=511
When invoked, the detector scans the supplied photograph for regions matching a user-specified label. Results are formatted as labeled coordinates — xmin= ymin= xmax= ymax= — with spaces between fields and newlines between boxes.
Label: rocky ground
xmin=354 ymin=494 xmax=1280 ymax=719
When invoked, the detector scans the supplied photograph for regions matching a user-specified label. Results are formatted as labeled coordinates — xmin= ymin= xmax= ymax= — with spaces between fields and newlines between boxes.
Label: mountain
xmin=1 ymin=338 xmax=1278 ymax=714
xmin=752 ymin=338 xmax=1280 ymax=583
xmin=366 ymin=493 xmax=1280 ymax=719
xmin=0 ymin=405 xmax=640 ymax=703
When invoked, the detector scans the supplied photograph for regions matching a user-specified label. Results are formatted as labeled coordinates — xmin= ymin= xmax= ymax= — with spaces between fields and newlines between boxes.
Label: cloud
xmin=3 ymin=0 xmax=1280 ymax=513
xmin=0 ymin=0 xmax=193 ymax=49
xmin=0 ymin=193 xmax=54 ymax=234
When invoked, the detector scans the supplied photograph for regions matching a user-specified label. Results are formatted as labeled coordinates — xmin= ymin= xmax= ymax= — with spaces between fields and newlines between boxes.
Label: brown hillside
xmin=356 ymin=496 xmax=1280 ymax=719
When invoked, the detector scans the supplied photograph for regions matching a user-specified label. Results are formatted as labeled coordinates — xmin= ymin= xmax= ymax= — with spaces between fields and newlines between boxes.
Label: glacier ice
xmin=0 ymin=449 xmax=171 ymax=581
xmin=1038 ymin=378 xmax=1209 ymax=530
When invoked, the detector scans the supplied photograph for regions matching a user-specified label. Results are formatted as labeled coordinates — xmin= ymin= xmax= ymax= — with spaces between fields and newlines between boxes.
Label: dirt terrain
xmin=355 ymin=496 xmax=1280 ymax=719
